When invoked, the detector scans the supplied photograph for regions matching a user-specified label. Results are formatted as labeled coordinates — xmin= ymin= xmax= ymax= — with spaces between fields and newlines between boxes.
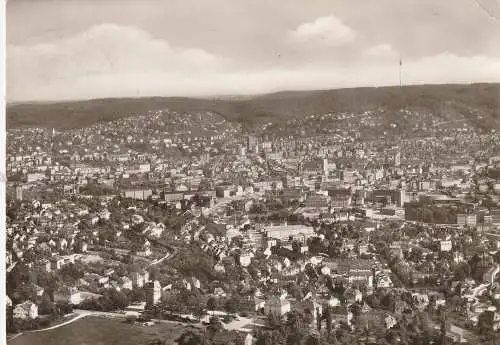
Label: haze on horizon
xmin=7 ymin=0 xmax=500 ymax=102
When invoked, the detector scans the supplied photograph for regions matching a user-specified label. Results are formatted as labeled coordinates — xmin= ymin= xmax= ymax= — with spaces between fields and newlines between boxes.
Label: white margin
xmin=1 ymin=0 xmax=7 ymax=343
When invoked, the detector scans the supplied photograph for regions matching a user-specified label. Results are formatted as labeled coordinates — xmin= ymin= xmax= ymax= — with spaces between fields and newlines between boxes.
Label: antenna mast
xmin=399 ymin=54 xmax=403 ymax=88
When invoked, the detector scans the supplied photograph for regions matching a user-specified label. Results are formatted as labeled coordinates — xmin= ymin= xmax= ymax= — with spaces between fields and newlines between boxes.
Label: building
xmin=120 ymin=276 xmax=133 ymax=290
xmin=371 ymin=189 xmax=406 ymax=207
xmin=264 ymin=295 xmax=291 ymax=316
xmin=304 ymin=195 xmax=329 ymax=208
xmin=295 ymin=299 xmax=322 ymax=326
xmin=394 ymin=151 xmax=401 ymax=167
xmin=263 ymin=224 xmax=315 ymax=243
xmin=145 ymin=280 xmax=162 ymax=307
xmin=457 ymin=214 xmax=477 ymax=227
xmin=54 ymin=286 xmax=81 ymax=305
xmin=13 ymin=300 xmax=38 ymax=320
xmin=215 ymin=185 xmax=234 ymax=198
xmin=328 ymin=189 xmax=352 ymax=209
xmin=440 ymin=240 xmax=453 ymax=252
xmin=237 ymin=251 xmax=253 ymax=267
xmin=15 ymin=185 xmax=23 ymax=201
xmin=483 ymin=265 xmax=500 ymax=284
xmin=123 ymin=189 xmax=153 ymax=200
xmin=131 ymin=272 xmax=145 ymax=288
xmin=491 ymin=210 xmax=500 ymax=226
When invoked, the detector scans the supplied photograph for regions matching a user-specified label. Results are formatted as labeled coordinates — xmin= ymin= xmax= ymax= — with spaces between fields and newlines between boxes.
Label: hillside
xmin=6 ymin=83 xmax=500 ymax=131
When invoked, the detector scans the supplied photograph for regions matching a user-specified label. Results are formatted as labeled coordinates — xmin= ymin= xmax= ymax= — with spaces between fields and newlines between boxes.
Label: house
xmin=440 ymin=240 xmax=452 ymax=252
xmin=84 ymin=273 xmax=109 ymax=288
xmin=344 ymin=288 xmax=363 ymax=304
xmin=131 ymin=271 xmax=149 ymax=288
xmin=411 ymin=293 xmax=429 ymax=311
xmin=446 ymin=325 xmax=474 ymax=343
xmin=136 ymin=239 xmax=152 ymax=257
xmin=75 ymin=240 xmax=88 ymax=253
xmin=244 ymin=333 xmax=253 ymax=345
xmin=237 ymin=251 xmax=253 ymax=267
xmin=484 ymin=265 xmax=500 ymax=284
xmin=295 ymin=299 xmax=322 ymax=326
xmin=13 ymin=300 xmax=38 ymax=320
xmin=214 ymin=287 xmax=226 ymax=297
xmin=58 ymin=238 xmax=68 ymax=251
xmin=35 ymin=259 xmax=51 ymax=273
xmin=327 ymin=296 xmax=341 ymax=307
xmin=384 ymin=314 xmax=397 ymax=329
xmin=120 ymin=276 xmax=133 ymax=290
xmin=254 ymin=296 xmax=266 ymax=312
xmin=215 ymin=185 xmax=234 ymax=198
xmin=330 ymin=306 xmax=353 ymax=327
xmin=51 ymin=256 xmax=65 ymax=271
xmin=54 ymin=286 xmax=81 ymax=305
xmin=33 ymin=284 xmax=45 ymax=297
xmin=143 ymin=222 xmax=165 ymax=238
xmin=131 ymin=272 xmax=144 ymax=288
xmin=264 ymin=295 xmax=291 ymax=316
xmin=163 ymin=192 xmax=185 ymax=204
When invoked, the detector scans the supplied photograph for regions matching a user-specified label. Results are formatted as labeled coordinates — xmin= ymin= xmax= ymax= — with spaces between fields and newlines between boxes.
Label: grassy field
xmin=8 ymin=316 xmax=193 ymax=345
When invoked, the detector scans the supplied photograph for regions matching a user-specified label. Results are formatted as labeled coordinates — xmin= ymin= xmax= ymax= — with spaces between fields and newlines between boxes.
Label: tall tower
xmin=145 ymin=280 xmax=161 ymax=307
xmin=323 ymin=158 xmax=329 ymax=176
xmin=15 ymin=185 xmax=23 ymax=201
xmin=394 ymin=151 xmax=401 ymax=167
xmin=399 ymin=55 xmax=403 ymax=88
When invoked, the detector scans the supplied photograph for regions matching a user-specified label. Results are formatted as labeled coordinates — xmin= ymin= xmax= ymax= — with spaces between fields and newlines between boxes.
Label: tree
xmin=148 ymin=266 xmax=161 ymax=281
xmin=440 ymin=307 xmax=449 ymax=345
xmin=207 ymin=297 xmax=218 ymax=311
xmin=267 ymin=312 xmax=283 ymax=329
xmin=193 ymin=303 xmax=205 ymax=321
xmin=224 ymin=296 xmax=240 ymax=314
xmin=38 ymin=295 xmax=56 ymax=315
xmin=478 ymin=311 xmax=496 ymax=341
xmin=6 ymin=307 xmax=17 ymax=333
xmin=305 ymin=335 xmax=320 ymax=345
xmin=207 ymin=316 xmax=224 ymax=337
xmin=177 ymin=330 xmax=205 ymax=345
xmin=324 ymin=306 xmax=332 ymax=334
xmin=287 ymin=310 xmax=305 ymax=334
xmin=286 ymin=333 xmax=302 ymax=345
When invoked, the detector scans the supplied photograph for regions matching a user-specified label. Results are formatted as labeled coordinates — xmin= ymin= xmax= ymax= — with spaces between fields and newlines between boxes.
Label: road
xmin=149 ymin=251 xmax=172 ymax=266
xmin=30 ymin=312 xmax=89 ymax=332
xmin=7 ymin=261 xmax=17 ymax=273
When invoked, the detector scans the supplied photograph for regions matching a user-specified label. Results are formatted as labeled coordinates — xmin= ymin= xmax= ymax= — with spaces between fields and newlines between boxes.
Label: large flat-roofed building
xmin=457 ymin=214 xmax=477 ymax=227
xmin=263 ymin=224 xmax=315 ymax=243
xmin=371 ymin=189 xmax=406 ymax=207
xmin=123 ymin=189 xmax=153 ymax=200
xmin=490 ymin=210 xmax=500 ymax=225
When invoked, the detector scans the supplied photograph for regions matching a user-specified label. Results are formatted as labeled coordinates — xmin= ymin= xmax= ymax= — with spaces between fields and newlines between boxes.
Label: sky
xmin=6 ymin=0 xmax=500 ymax=102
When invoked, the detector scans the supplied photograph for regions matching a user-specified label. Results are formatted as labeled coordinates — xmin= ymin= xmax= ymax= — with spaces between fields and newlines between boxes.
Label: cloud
xmin=7 ymin=24 xmax=225 ymax=100
xmin=403 ymin=53 xmax=500 ymax=84
xmin=289 ymin=15 xmax=356 ymax=47
xmin=6 ymin=24 xmax=500 ymax=101
xmin=364 ymin=44 xmax=399 ymax=59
